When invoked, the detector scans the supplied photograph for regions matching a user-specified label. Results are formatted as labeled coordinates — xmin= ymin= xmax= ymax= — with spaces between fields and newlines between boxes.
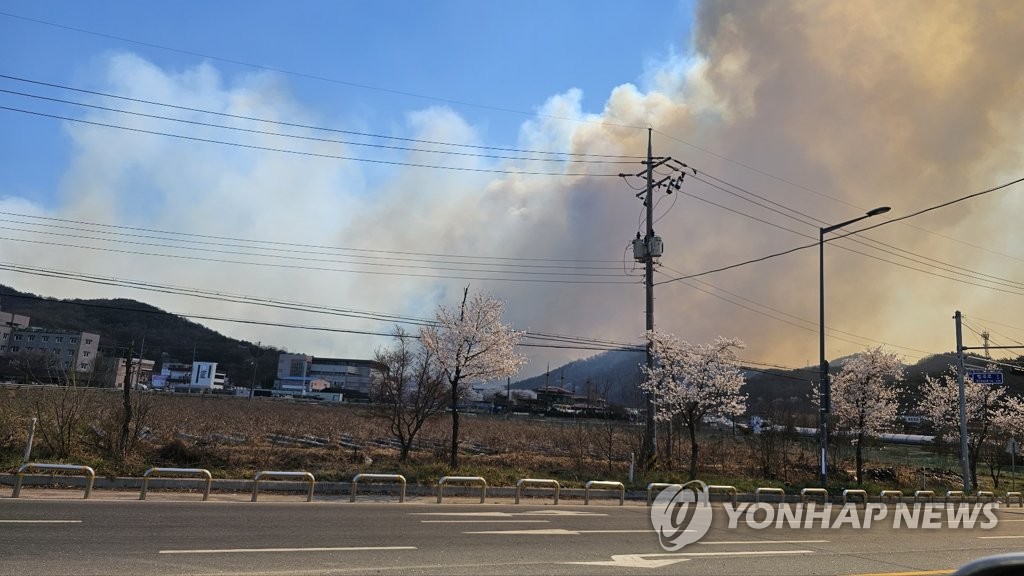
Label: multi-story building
xmin=3 ymin=326 xmax=100 ymax=373
xmin=275 ymin=353 xmax=386 ymax=400
xmin=152 ymin=360 xmax=226 ymax=392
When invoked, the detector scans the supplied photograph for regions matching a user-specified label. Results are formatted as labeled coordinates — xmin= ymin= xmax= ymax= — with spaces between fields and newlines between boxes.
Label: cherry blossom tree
xmin=830 ymin=347 xmax=904 ymax=485
xmin=917 ymin=366 xmax=1006 ymax=487
xmin=420 ymin=287 xmax=527 ymax=469
xmin=640 ymin=331 xmax=747 ymax=479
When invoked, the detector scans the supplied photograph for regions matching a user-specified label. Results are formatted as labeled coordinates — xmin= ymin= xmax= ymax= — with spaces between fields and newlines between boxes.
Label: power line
xmin=0 ymin=210 xmax=622 ymax=264
xmin=687 ymin=171 xmax=1024 ymax=292
xmin=0 ymin=226 xmax=630 ymax=278
xmin=0 ymin=12 xmax=649 ymax=132
xmin=654 ymin=267 xmax=930 ymax=360
xmin=0 ymin=105 xmax=622 ymax=177
xmin=655 ymin=175 xmax=1024 ymax=285
xmin=0 ymin=217 xmax=624 ymax=270
xmin=0 ymin=85 xmax=637 ymax=165
xmin=0 ymin=263 xmax=641 ymax=350
xmin=0 ymin=236 xmax=638 ymax=285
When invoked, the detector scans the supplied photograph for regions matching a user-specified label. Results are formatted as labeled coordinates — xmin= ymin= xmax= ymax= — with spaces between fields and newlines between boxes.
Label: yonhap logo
xmin=650 ymin=480 xmax=713 ymax=551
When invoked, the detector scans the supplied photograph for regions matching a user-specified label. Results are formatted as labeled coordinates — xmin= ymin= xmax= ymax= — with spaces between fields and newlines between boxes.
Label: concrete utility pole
xmin=955 ymin=310 xmax=971 ymax=491
xmin=643 ymin=129 xmax=657 ymax=468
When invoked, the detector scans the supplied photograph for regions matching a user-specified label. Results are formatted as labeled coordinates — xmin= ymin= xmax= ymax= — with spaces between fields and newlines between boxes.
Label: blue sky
xmin=0 ymin=1 xmax=1022 ymax=379
xmin=1 ymin=1 xmax=691 ymax=207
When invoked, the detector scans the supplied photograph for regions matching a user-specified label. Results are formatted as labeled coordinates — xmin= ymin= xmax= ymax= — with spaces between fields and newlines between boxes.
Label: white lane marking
xmin=410 ymin=512 xmax=513 ymax=517
xmin=466 ymin=529 xmax=580 ymax=536
xmin=699 ymin=540 xmax=829 ymax=545
xmin=159 ymin=546 xmax=416 ymax=555
xmin=420 ymin=520 xmax=550 ymax=523
xmin=409 ymin=511 xmax=607 ymax=518
xmin=520 ymin=510 xmax=607 ymax=516
xmin=466 ymin=528 xmax=659 ymax=535
xmin=566 ymin=549 xmax=814 ymax=568
xmin=0 ymin=520 xmax=82 ymax=524
xmin=978 ymin=535 xmax=1024 ymax=539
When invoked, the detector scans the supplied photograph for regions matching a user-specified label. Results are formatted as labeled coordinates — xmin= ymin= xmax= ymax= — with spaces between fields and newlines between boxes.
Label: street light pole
xmin=819 ymin=206 xmax=890 ymax=487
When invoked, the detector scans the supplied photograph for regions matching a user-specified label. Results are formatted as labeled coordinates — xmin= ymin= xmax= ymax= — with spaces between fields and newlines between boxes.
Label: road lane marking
xmin=977 ymin=535 xmax=1024 ymax=539
xmin=409 ymin=511 xmax=607 ymax=517
xmin=159 ymin=546 xmax=416 ymax=555
xmin=846 ymin=571 xmax=953 ymax=576
xmin=566 ymin=549 xmax=814 ymax=568
xmin=699 ymin=539 xmax=829 ymax=545
xmin=466 ymin=528 xmax=662 ymax=535
xmin=420 ymin=520 xmax=551 ymax=523
xmin=0 ymin=520 xmax=82 ymax=524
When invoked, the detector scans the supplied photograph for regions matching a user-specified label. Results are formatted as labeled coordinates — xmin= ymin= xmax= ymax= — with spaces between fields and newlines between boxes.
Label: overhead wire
xmin=654 ymin=267 xmax=930 ymax=360
xmin=0 ymin=105 xmax=622 ymax=177
xmin=0 ymin=266 xmax=642 ymax=351
xmin=0 ymin=236 xmax=639 ymax=285
xmin=0 ymin=84 xmax=638 ymax=165
xmin=687 ymin=171 xmax=1024 ymax=292
xmin=0 ymin=12 xmax=651 ymax=131
xmin=655 ymin=175 xmax=1024 ymax=285
xmin=0 ymin=224 xmax=630 ymax=276
xmin=0 ymin=211 xmax=622 ymax=264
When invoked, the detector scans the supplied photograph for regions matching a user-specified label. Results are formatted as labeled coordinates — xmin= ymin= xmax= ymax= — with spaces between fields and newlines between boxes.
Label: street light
xmin=819 ymin=205 xmax=890 ymax=487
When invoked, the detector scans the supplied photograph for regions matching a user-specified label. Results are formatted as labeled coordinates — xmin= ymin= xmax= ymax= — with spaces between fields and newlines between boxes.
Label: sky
xmin=1 ymin=1 xmax=1023 ymax=381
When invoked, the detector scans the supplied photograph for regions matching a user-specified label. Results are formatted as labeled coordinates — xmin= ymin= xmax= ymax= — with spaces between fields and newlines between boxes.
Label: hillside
xmin=514 ymin=347 xmax=1024 ymax=413
xmin=0 ymin=285 xmax=282 ymax=388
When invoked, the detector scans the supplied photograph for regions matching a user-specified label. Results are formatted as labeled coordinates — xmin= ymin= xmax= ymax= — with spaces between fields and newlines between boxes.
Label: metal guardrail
xmin=251 ymin=470 xmax=315 ymax=502
xmin=436 ymin=476 xmax=487 ymax=504
xmin=139 ymin=467 xmax=212 ymax=501
xmin=645 ymin=483 xmax=681 ymax=506
xmin=914 ymin=490 xmax=935 ymax=502
xmin=12 ymin=463 xmax=95 ymax=499
xmin=800 ymin=488 xmax=829 ymax=503
xmin=350 ymin=473 xmax=406 ymax=503
xmin=1006 ymin=492 xmax=1023 ymax=507
xmin=946 ymin=490 xmax=966 ymax=503
xmin=584 ymin=480 xmax=624 ymax=505
xmin=515 ymin=478 xmax=560 ymax=504
xmin=879 ymin=490 xmax=903 ymax=503
xmin=976 ymin=490 xmax=996 ymax=503
xmin=842 ymin=489 xmax=868 ymax=507
xmin=755 ymin=487 xmax=786 ymax=503
xmin=708 ymin=484 xmax=738 ymax=505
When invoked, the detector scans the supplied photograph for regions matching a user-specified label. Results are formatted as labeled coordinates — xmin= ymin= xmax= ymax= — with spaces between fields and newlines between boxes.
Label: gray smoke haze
xmin=2 ymin=1 xmax=1022 ymax=378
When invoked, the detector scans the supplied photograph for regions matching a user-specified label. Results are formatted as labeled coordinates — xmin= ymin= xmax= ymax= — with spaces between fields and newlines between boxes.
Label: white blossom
xmin=831 ymin=347 xmax=903 ymax=439
xmin=639 ymin=330 xmax=747 ymax=477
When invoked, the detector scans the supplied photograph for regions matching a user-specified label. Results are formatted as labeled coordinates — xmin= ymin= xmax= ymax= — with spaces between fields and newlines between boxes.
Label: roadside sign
xmin=966 ymin=370 xmax=1004 ymax=385
xmin=1008 ymin=438 xmax=1019 ymax=456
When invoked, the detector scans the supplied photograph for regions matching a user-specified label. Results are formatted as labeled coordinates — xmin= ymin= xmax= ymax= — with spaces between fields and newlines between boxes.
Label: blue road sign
xmin=966 ymin=370 xmax=1004 ymax=385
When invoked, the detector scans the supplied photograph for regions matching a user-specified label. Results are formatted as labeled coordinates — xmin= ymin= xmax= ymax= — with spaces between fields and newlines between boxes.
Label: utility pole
xmin=622 ymin=128 xmax=678 ymax=470
xmin=119 ymin=340 xmax=135 ymax=461
xmin=643 ymin=129 xmax=658 ymax=468
xmin=955 ymin=311 xmax=971 ymax=491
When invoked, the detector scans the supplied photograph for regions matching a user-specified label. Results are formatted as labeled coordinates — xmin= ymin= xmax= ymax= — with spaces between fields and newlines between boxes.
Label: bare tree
xmin=830 ymin=347 xmax=904 ymax=485
xmin=372 ymin=327 xmax=448 ymax=461
xmin=420 ymin=287 xmax=526 ymax=469
xmin=640 ymin=331 xmax=747 ymax=479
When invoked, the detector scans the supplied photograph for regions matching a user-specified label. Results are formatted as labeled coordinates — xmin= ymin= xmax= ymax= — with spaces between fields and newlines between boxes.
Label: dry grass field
xmin=0 ymin=385 xmax=973 ymax=492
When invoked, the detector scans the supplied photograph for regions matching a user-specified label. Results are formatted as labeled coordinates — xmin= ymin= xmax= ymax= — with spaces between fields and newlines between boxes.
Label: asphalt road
xmin=2 ymin=497 xmax=1023 ymax=575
